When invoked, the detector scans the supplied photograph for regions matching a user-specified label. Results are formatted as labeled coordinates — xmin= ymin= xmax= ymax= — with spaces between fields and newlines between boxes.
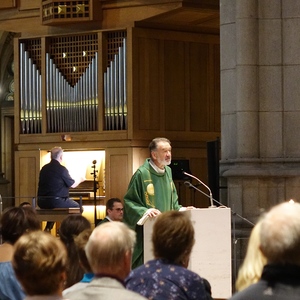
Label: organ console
xmin=69 ymin=179 xmax=96 ymax=204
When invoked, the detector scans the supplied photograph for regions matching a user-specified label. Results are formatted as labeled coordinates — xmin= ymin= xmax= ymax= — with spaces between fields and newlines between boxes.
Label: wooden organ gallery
xmin=0 ymin=1 xmax=220 ymax=223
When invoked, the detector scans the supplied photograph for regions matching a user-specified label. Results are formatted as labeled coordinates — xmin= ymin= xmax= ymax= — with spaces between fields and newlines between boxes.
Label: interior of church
xmin=1 ymin=1 xmax=299 ymax=299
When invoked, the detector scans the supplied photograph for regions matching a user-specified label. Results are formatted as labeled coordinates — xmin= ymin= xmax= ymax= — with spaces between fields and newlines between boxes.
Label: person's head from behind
xmin=74 ymin=228 xmax=93 ymax=274
xmin=19 ymin=201 xmax=31 ymax=207
xmin=236 ymin=219 xmax=267 ymax=291
xmin=59 ymin=214 xmax=91 ymax=287
xmin=59 ymin=214 xmax=91 ymax=245
xmin=152 ymin=211 xmax=194 ymax=267
xmin=106 ymin=197 xmax=124 ymax=221
xmin=51 ymin=146 xmax=63 ymax=162
xmin=149 ymin=137 xmax=172 ymax=168
xmin=260 ymin=202 xmax=300 ymax=265
xmin=12 ymin=230 xmax=67 ymax=296
xmin=0 ymin=206 xmax=40 ymax=244
xmin=85 ymin=222 xmax=136 ymax=280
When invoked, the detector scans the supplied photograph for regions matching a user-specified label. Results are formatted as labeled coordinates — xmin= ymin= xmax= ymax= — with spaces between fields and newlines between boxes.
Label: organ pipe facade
xmin=19 ymin=30 xmax=127 ymax=134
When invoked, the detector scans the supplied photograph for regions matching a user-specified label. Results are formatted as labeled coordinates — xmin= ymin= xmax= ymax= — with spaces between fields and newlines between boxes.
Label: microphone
xmin=185 ymin=181 xmax=255 ymax=227
xmin=92 ymin=160 xmax=97 ymax=164
xmin=183 ymin=171 xmax=216 ymax=208
xmin=184 ymin=180 xmax=216 ymax=208
xmin=184 ymin=181 xmax=192 ymax=188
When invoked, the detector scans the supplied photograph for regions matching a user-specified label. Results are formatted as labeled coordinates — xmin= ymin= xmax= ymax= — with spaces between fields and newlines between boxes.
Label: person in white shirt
xmin=98 ymin=197 xmax=124 ymax=225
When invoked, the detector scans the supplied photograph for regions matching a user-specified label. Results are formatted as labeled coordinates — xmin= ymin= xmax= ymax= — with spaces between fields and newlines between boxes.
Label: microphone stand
xmin=184 ymin=181 xmax=254 ymax=227
xmin=91 ymin=160 xmax=98 ymax=226
xmin=183 ymin=171 xmax=216 ymax=208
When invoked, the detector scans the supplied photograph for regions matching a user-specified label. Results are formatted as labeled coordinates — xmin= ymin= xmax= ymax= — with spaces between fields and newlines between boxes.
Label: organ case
xmin=17 ymin=30 xmax=128 ymax=138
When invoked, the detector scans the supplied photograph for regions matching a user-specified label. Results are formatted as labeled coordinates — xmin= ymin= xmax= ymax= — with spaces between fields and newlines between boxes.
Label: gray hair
xmin=260 ymin=202 xmax=300 ymax=265
xmin=149 ymin=137 xmax=171 ymax=153
xmin=50 ymin=147 xmax=63 ymax=160
xmin=85 ymin=221 xmax=136 ymax=273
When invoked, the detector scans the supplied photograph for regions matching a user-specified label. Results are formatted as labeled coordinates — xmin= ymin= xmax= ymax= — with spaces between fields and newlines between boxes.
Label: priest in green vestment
xmin=124 ymin=137 xmax=183 ymax=269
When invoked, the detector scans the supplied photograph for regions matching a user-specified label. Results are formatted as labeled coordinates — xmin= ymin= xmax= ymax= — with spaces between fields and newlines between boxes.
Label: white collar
xmin=149 ymin=159 xmax=165 ymax=174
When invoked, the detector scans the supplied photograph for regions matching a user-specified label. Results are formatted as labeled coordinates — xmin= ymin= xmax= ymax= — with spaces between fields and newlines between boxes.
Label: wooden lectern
xmin=143 ymin=207 xmax=232 ymax=299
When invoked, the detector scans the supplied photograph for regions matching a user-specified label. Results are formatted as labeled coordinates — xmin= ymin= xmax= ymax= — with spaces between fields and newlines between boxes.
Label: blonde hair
xmin=235 ymin=220 xmax=267 ymax=291
xmin=260 ymin=202 xmax=300 ymax=265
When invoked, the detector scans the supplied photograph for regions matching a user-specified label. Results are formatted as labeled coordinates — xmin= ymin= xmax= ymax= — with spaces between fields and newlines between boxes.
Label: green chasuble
xmin=123 ymin=158 xmax=181 ymax=269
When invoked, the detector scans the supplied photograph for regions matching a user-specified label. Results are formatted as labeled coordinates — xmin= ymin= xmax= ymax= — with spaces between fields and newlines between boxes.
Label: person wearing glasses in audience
xmin=98 ymin=198 xmax=124 ymax=225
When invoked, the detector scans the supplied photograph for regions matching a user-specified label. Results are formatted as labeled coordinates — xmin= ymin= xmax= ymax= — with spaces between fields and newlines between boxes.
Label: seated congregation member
xmin=98 ymin=197 xmax=124 ymax=225
xmin=63 ymin=228 xmax=94 ymax=297
xmin=65 ymin=222 xmax=147 ymax=300
xmin=19 ymin=201 xmax=32 ymax=207
xmin=12 ymin=230 xmax=67 ymax=300
xmin=125 ymin=210 xmax=213 ymax=300
xmin=0 ymin=206 xmax=40 ymax=300
xmin=230 ymin=201 xmax=300 ymax=299
xmin=59 ymin=214 xmax=91 ymax=289
xmin=235 ymin=218 xmax=267 ymax=292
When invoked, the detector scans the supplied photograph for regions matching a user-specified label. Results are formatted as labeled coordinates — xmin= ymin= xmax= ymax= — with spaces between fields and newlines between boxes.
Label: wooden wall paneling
xmin=158 ymin=38 xmax=165 ymax=131
xmin=15 ymin=150 xmax=40 ymax=205
xmin=164 ymin=39 xmax=185 ymax=131
xmin=110 ymin=154 xmax=128 ymax=200
xmin=136 ymin=36 xmax=161 ymax=131
xmin=1 ymin=107 xmax=14 ymax=200
xmin=19 ymin=0 xmax=38 ymax=10
xmin=184 ymin=42 xmax=191 ymax=132
xmin=132 ymin=147 xmax=148 ymax=173
xmin=189 ymin=156 xmax=210 ymax=208
xmin=189 ymin=42 xmax=210 ymax=132
xmin=105 ymin=147 xmax=132 ymax=202
xmin=132 ymin=27 xmax=220 ymax=141
xmin=0 ymin=0 xmax=16 ymax=9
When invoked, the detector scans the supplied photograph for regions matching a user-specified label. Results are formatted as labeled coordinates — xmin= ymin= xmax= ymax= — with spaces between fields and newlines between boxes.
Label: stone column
xmin=220 ymin=0 xmax=300 ymax=224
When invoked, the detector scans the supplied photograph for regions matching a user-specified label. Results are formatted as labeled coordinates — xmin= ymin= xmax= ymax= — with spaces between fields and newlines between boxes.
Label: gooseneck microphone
xmin=184 ymin=173 xmax=255 ymax=227
xmin=183 ymin=171 xmax=216 ymax=208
